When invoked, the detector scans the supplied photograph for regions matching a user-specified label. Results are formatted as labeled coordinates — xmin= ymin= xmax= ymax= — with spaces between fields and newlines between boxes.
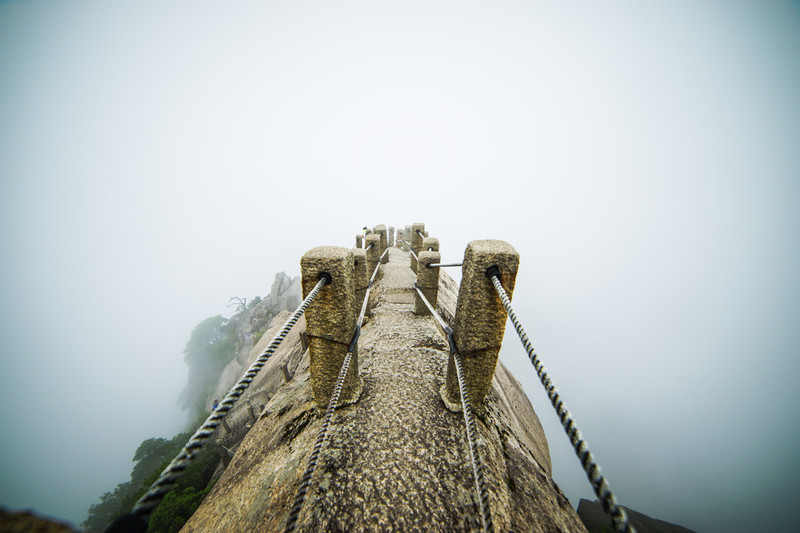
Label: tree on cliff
xmin=177 ymin=315 xmax=237 ymax=419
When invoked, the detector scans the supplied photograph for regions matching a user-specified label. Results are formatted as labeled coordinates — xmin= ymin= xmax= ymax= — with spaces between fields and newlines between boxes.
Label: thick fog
xmin=1 ymin=1 xmax=798 ymax=531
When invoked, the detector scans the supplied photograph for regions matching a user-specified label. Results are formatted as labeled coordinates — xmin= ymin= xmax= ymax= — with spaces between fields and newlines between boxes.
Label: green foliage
xmin=84 ymin=309 xmax=248 ymax=532
xmin=178 ymin=315 xmax=237 ymax=415
xmin=145 ymin=445 xmax=219 ymax=533
xmin=83 ymin=481 xmax=137 ymax=532
xmin=147 ymin=486 xmax=211 ymax=533
xmin=82 ymin=430 xmax=217 ymax=532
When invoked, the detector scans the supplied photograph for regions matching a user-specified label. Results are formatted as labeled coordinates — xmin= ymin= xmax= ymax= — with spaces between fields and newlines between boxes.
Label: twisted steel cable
xmin=487 ymin=271 xmax=635 ymax=533
xmin=414 ymin=283 xmax=494 ymax=533
xmin=284 ymin=348 xmax=354 ymax=533
xmin=130 ymin=276 xmax=328 ymax=519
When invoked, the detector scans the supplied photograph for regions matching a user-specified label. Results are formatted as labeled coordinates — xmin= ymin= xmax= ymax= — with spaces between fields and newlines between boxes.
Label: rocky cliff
xmin=207 ymin=273 xmax=302 ymax=413
xmin=577 ymin=499 xmax=697 ymax=533
xmin=183 ymin=248 xmax=588 ymax=532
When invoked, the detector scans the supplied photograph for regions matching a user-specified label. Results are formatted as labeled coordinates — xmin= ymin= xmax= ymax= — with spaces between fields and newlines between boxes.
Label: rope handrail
xmin=486 ymin=269 xmax=635 ymax=533
xmin=414 ymin=282 xmax=494 ymax=533
xmin=285 ymin=245 xmax=388 ymax=531
xmin=122 ymin=276 xmax=328 ymax=525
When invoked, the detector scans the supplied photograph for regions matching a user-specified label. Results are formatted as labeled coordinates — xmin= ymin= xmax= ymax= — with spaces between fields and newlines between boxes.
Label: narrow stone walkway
xmin=314 ymin=247 xmax=480 ymax=530
xmin=181 ymin=244 xmax=587 ymax=533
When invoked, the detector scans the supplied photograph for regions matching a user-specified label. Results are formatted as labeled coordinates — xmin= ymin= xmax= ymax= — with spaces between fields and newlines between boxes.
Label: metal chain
xmin=413 ymin=283 xmax=494 ymax=533
xmin=487 ymin=272 xmax=635 ymax=533
xmin=131 ymin=276 xmax=328 ymax=518
xmin=409 ymin=248 xmax=418 ymax=262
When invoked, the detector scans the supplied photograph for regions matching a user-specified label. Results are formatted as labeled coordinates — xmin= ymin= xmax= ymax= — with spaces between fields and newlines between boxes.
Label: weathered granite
xmin=182 ymin=247 xmax=585 ymax=533
xmin=447 ymin=240 xmax=519 ymax=407
xmin=0 ymin=508 xmax=78 ymax=532
xmin=577 ymin=499 xmax=697 ymax=533
xmin=415 ymin=250 xmax=441 ymax=315
xmin=300 ymin=247 xmax=361 ymax=406
xmin=351 ymin=248 xmax=368 ymax=317
xmin=410 ymin=222 xmax=425 ymax=272
xmin=365 ymin=234 xmax=381 ymax=278
xmin=374 ymin=224 xmax=388 ymax=264
xmin=423 ymin=236 xmax=439 ymax=252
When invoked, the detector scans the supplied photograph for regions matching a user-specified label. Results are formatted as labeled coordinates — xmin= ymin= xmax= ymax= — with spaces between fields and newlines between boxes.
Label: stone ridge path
xmin=181 ymin=245 xmax=587 ymax=533
xmin=312 ymin=247 xmax=482 ymax=530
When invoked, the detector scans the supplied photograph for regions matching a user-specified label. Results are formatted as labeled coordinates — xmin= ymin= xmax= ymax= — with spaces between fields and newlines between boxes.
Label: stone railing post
xmin=355 ymin=235 xmax=363 ymax=248
xmin=365 ymin=234 xmax=381 ymax=278
xmin=375 ymin=224 xmax=388 ymax=264
xmin=301 ymin=247 xmax=363 ymax=407
xmin=442 ymin=240 xmax=519 ymax=409
xmin=351 ymin=248 xmax=368 ymax=312
xmin=410 ymin=222 xmax=425 ymax=272
xmin=422 ymin=237 xmax=439 ymax=253
xmin=388 ymin=226 xmax=395 ymax=247
xmin=404 ymin=225 xmax=412 ymax=251
xmin=415 ymin=250 xmax=441 ymax=315
xmin=396 ymin=229 xmax=404 ymax=248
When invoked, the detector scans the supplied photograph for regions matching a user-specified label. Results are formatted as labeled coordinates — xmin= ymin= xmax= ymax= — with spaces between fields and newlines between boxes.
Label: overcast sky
xmin=1 ymin=1 xmax=799 ymax=531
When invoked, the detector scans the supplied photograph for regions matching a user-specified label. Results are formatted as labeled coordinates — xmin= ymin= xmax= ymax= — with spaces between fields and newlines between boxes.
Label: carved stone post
xmin=396 ymin=229 xmax=404 ymax=247
xmin=365 ymin=234 xmax=381 ymax=279
xmin=351 ymin=248 xmax=368 ymax=313
xmin=374 ymin=224 xmax=388 ymax=264
xmin=388 ymin=226 xmax=395 ymax=247
xmin=301 ymin=247 xmax=363 ymax=407
xmin=355 ymin=235 xmax=363 ymax=248
xmin=423 ymin=237 xmax=439 ymax=252
xmin=442 ymin=240 xmax=519 ymax=409
xmin=415 ymin=250 xmax=441 ymax=316
xmin=410 ymin=222 xmax=425 ymax=273
xmin=404 ymin=225 xmax=412 ymax=251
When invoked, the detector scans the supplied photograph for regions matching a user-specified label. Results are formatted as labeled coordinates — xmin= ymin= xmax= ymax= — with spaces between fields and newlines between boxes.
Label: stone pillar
xmin=415 ymin=250 xmax=441 ymax=316
xmin=395 ymin=229 xmax=404 ymax=247
xmin=365 ymin=234 xmax=381 ymax=279
xmin=410 ymin=222 xmax=425 ymax=273
xmin=351 ymin=248 xmax=368 ymax=313
xmin=356 ymin=235 xmax=363 ymax=248
xmin=388 ymin=226 xmax=395 ymax=248
xmin=422 ymin=237 xmax=439 ymax=252
xmin=301 ymin=247 xmax=363 ymax=407
xmin=374 ymin=224 xmax=388 ymax=264
xmin=443 ymin=240 xmax=519 ymax=409
xmin=404 ymin=225 xmax=412 ymax=251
